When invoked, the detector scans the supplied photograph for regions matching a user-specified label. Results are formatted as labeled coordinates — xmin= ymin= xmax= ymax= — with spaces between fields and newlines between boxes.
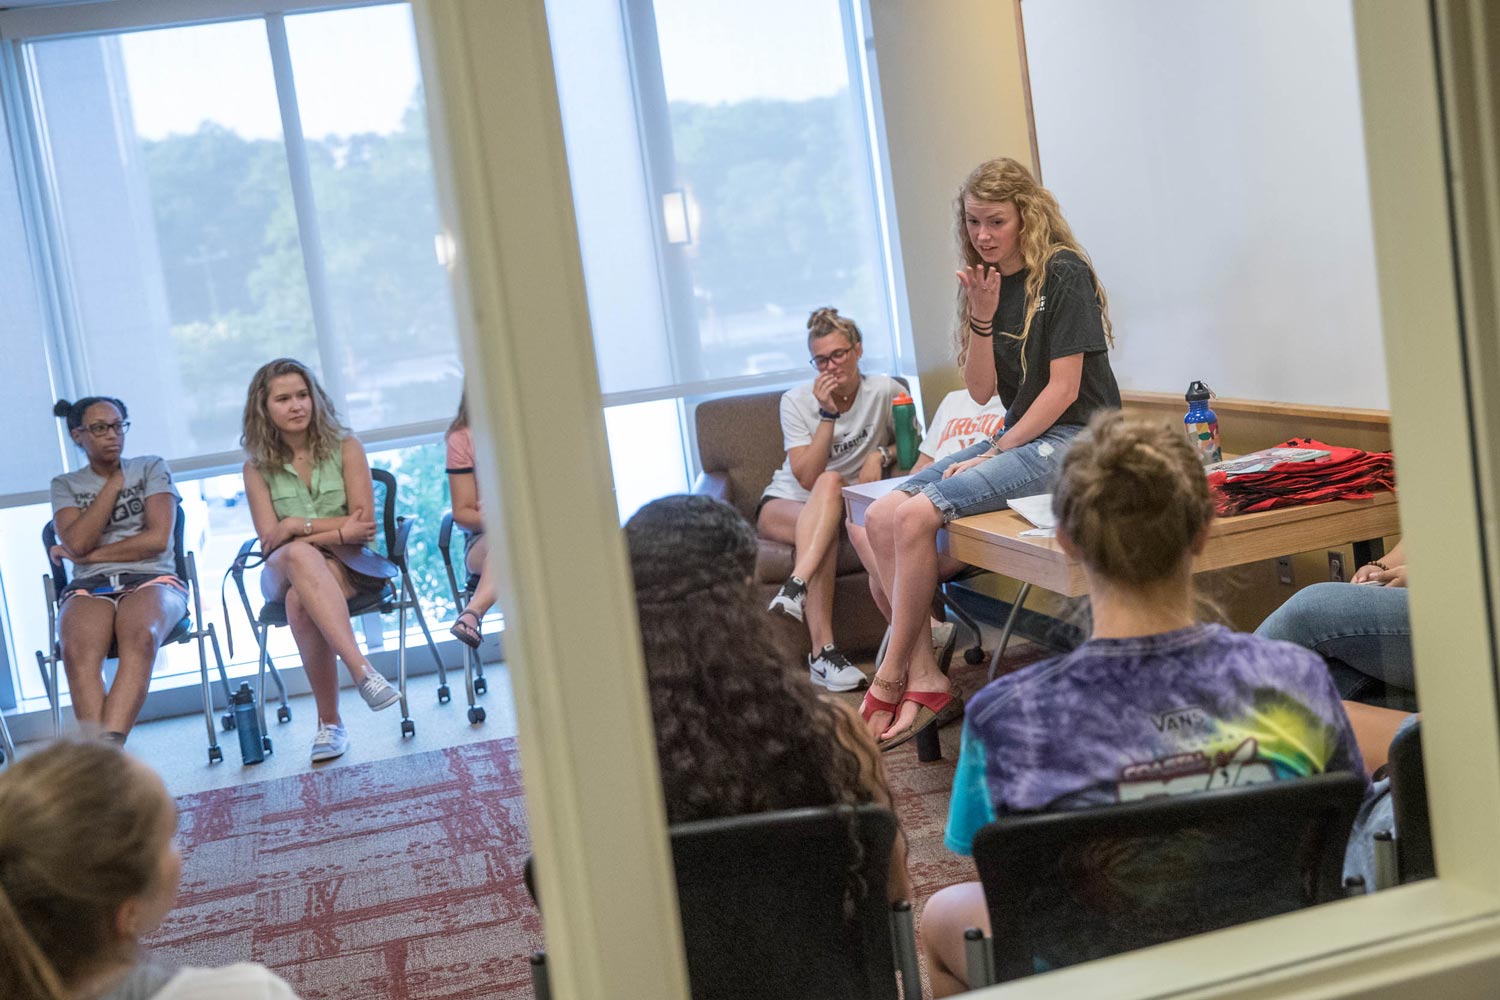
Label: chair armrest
xmin=438 ymin=511 xmax=455 ymax=556
xmin=964 ymin=927 xmax=996 ymax=987
xmin=392 ymin=516 xmax=413 ymax=566
xmin=891 ymin=901 xmax=923 ymax=999
xmin=693 ymin=470 xmax=732 ymax=503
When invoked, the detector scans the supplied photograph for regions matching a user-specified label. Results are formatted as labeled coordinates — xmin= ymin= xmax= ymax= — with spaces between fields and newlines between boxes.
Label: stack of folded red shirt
xmin=1206 ymin=437 xmax=1396 ymax=517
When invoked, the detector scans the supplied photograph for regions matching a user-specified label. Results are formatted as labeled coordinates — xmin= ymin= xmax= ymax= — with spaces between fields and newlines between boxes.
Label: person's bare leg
xmin=803 ymin=532 xmax=840 ymax=651
xmin=57 ymin=597 xmax=116 ymax=726
xmin=791 ymin=471 xmax=847 ymax=583
xmin=462 ymin=536 xmax=498 ymax=619
xmin=921 ymin=881 xmax=990 ymax=997
xmin=860 ymin=490 xmax=917 ymax=735
xmin=286 ymin=587 xmax=344 ymax=726
xmin=847 ymin=521 xmax=892 ymax=621
xmin=880 ymin=495 xmax=949 ymax=739
xmin=262 ymin=541 xmax=373 ymax=683
xmin=100 ymin=586 xmax=186 ymax=736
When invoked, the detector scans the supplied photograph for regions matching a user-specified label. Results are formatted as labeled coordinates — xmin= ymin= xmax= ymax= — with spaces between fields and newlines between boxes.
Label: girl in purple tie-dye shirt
xmin=920 ymin=412 xmax=1365 ymax=997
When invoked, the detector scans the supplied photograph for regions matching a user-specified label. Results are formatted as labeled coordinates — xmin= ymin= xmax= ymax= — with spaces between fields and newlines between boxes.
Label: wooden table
xmin=844 ymin=478 xmax=1401 ymax=671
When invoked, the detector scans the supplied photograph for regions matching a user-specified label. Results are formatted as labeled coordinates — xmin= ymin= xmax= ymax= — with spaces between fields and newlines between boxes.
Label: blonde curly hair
xmin=240 ymin=358 xmax=346 ymax=474
xmin=954 ymin=158 xmax=1113 ymax=374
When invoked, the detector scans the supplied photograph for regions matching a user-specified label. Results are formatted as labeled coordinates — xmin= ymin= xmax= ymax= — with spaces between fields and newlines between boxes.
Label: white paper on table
xmin=1007 ymin=493 xmax=1056 ymax=530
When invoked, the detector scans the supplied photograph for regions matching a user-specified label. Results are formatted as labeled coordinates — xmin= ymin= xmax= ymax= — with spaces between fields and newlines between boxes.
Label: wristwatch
xmin=817 ymin=407 xmax=840 ymax=421
xmin=877 ymin=444 xmax=892 ymax=465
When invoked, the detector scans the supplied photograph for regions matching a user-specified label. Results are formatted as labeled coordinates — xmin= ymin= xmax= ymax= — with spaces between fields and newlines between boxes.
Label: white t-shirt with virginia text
xmin=763 ymin=374 xmax=901 ymax=504
xmin=918 ymin=390 xmax=1007 ymax=463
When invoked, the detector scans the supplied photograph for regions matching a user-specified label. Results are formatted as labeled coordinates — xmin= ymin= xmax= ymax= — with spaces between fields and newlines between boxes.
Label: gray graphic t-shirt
xmin=49 ymin=455 xmax=180 ymax=580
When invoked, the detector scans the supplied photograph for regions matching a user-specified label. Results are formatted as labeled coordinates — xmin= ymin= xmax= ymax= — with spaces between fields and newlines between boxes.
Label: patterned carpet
xmin=146 ymin=648 xmax=1043 ymax=999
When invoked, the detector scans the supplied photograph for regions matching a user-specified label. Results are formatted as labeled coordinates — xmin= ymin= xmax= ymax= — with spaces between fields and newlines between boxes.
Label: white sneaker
xmin=931 ymin=621 xmax=957 ymax=653
xmin=768 ymin=576 xmax=807 ymax=623
xmin=358 ymin=672 xmax=401 ymax=712
xmin=310 ymin=723 xmax=349 ymax=762
xmin=808 ymin=645 xmax=868 ymax=692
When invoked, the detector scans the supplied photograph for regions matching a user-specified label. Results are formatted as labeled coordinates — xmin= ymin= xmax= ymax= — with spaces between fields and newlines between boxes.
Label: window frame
xmin=418 ymin=1 xmax=1500 ymax=998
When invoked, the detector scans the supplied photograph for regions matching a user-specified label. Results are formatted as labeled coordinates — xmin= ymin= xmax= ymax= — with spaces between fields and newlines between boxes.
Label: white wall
xmin=1023 ymin=0 xmax=1386 ymax=409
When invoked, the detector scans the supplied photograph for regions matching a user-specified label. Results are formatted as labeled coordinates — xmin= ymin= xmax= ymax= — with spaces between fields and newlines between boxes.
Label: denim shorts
xmin=898 ymin=424 xmax=1083 ymax=523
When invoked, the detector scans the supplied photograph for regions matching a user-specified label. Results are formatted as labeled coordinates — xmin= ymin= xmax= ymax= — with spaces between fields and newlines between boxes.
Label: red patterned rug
xmin=147 ymin=649 xmax=1043 ymax=999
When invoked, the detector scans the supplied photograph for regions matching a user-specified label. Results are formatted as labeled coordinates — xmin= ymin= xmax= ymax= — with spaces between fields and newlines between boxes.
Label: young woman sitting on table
xmin=627 ymin=494 xmax=910 ymax=905
xmin=760 ymin=307 xmax=904 ymax=693
xmin=48 ymin=396 xmax=185 ymax=745
xmin=861 ymin=157 xmax=1121 ymax=750
xmin=241 ymin=358 xmax=401 ymax=763
xmin=918 ymin=412 xmax=1367 ymax=996
xmin=0 ymin=739 xmax=301 ymax=1000
xmin=445 ymin=392 xmax=496 ymax=648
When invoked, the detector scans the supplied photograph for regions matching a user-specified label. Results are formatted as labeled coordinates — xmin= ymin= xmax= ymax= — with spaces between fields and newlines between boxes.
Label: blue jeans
xmin=1254 ymin=582 xmax=1415 ymax=711
xmin=899 ymin=424 xmax=1082 ymax=522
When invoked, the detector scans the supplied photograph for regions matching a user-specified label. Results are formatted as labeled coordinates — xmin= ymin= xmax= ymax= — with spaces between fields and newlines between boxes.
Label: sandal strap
xmin=900 ymin=687 xmax=954 ymax=713
xmin=859 ymin=690 xmax=901 ymax=723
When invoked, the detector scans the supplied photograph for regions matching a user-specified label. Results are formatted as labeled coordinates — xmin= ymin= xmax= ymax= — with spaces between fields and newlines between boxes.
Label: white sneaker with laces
xmin=310 ymin=723 xmax=349 ymax=762
xmin=358 ymin=671 xmax=401 ymax=712
xmin=808 ymin=645 xmax=867 ymax=692
xmin=768 ymin=576 xmax=807 ymax=623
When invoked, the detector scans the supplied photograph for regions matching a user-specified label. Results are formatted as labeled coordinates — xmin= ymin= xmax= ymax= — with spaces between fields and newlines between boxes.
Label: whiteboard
xmin=1021 ymin=0 xmax=1386 ymax=409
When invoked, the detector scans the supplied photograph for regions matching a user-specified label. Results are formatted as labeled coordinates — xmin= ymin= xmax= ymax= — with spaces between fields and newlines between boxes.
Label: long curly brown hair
xmin=240 ymin=358 xmax=347 ymax=475
xmin=626 ymin=495 xmax=876 ymax=824
xmin=954 ymin=157 xmax=1113 ymax=373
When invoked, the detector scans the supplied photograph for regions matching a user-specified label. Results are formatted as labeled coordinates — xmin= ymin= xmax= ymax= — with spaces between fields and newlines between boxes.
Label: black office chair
xmin=526 ymin=805 xmax=921 ymax=1000
xmin=34 ymin=503 xmax=233 ymax=763
xmin=963 ymin=772 xmax=1366 ymax=986
xmin=230 ymin=468 xmax=446 ymax=751
xmin=437 ymin=512 xmax=488 ymax=724
xmin=1371 ymin=719 xmax=1433 ymax=888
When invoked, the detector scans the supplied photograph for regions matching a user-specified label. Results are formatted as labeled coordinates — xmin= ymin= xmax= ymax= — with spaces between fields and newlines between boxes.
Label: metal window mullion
xmin=0 ymin=0 xmax=401 ymax=42
xmin=3 ymin=39 xmax=87 ymax=466
xmin=264 ymin=12 xmax=348 ymax=412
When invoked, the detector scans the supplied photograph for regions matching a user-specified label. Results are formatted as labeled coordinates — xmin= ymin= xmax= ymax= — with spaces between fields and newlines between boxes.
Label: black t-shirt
xmin=989 ymin=248 xmax=1120 ymax=428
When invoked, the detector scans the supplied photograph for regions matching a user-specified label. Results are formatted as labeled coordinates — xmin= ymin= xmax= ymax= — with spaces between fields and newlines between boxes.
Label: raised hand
xmin=812 ymin=372 xmax=840 ymax=413
xmin=956 ymin=264 xmax=1002 ymax=327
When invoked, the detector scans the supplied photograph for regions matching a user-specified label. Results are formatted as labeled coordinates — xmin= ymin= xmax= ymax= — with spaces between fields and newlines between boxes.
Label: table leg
xmin=986 ymin=582 xmax=1032 ymax=684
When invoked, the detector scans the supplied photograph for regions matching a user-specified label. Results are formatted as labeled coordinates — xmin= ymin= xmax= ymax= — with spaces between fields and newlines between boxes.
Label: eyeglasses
xmin=83 ymin=421 xmax=130 ymax=438
xmin=809 ymin=347 xmax=854 ymax=369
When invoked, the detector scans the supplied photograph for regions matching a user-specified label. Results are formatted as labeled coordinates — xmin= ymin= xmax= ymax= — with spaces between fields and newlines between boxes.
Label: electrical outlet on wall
xmin=1328 ymin=550 xmax=1346 ymax=582
xmin=1276 ymin=556 xmax=1294 ymax=586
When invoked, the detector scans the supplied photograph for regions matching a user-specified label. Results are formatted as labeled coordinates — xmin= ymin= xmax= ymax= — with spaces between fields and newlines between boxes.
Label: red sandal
xmin=878 ymin=685 xmax=963 ymax=752
xmin=860 ymin=674 xmax=905 ymax=734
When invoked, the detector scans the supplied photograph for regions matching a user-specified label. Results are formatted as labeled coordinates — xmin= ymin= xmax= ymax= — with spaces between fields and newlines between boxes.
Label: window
xmin=547 ymin=0 xmax=904 ymax=505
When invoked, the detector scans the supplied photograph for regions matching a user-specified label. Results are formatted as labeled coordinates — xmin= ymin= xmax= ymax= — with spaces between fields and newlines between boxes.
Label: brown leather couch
xmin=692 ymin=387 xmax=893 ymax=656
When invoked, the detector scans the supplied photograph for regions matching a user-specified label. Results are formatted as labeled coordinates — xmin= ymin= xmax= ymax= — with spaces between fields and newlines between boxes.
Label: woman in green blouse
xmin=241 ymin=358 xmax=401 ymax=763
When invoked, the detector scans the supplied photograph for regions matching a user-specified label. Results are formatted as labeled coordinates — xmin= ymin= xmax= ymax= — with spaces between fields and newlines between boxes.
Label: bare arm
xmin=53 ymin=469 xmax=125 ymax=556
xmin=449 ymin=470 xmax=484 ymax=533
xmin=70 ymin=492 xmax=175 ymax=565
xmin=962 ymin=329 xmax=998 ymax=403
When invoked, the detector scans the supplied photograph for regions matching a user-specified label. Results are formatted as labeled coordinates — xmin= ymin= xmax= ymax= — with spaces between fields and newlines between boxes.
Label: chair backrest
xmin=973 ymin=771 xmax=1366 ymax=982
xmin=694 ymin=377 xmax=908 ymax=522
xmin=1390 ymin=719 xmax=1434 ymax=882
xmin=42 ymin=501 xmax=187 ymax=592
xmin=528 ymin=805 xmax=902 ymax=1000
xmin=370 ymin=468 xmax=399 ymax=560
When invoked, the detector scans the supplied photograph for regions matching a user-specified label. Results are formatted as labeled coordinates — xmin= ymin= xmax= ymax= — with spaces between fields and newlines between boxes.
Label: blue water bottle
xmin=1184 ymin=381 xmax=1222 ymax=465
xmin=232 ymin=682 xmax=266 ymax=765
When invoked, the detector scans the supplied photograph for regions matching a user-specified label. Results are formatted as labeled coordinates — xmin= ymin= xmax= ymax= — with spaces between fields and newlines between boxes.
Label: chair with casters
xmin=962 ymin=771 xmax=1366 ymax=986
xmin=229 ymin=468 xmax=445 ymax=750
xmin=0 ymin=708 xmax=15 ymax=767
xmin=34 ymin=503 xmax=234 ymax=764
xmin=437 ymin=511 xmax=488 ymax=725
xmin=1371 ymin=718 xmax=1433 ymax=889
xmin=525 ymin=804 xmax=921 ymax=1000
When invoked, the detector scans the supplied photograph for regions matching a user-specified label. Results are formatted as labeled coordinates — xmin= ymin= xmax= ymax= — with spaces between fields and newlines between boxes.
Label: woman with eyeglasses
xmin=759 ymin=307 xmax=903 ymax=692
xmin=48 ymin=397 xmax=186 ymax=743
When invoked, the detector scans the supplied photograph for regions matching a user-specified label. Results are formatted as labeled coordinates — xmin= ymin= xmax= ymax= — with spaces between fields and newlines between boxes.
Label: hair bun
xmin=807 ymin=306 xmax=839 ymax=331
xmin=53 ymin=399 xmax=73 ymax=419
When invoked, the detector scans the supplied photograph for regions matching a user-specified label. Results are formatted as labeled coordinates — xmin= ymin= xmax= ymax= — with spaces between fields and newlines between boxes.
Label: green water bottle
xmin=892 ymin=392 xmax=919 ymax=470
